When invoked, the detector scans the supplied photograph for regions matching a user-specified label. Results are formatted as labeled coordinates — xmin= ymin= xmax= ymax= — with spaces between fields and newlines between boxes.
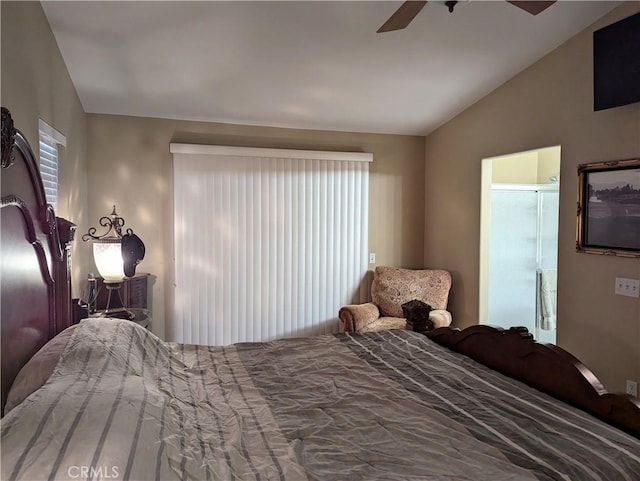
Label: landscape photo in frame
xmin=576 ymin=158 xmax=640 ymax=257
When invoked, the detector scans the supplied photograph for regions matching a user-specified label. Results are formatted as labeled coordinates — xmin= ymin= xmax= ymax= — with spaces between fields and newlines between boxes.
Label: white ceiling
xmin=41 ymin=1 xmax=620 ymax=136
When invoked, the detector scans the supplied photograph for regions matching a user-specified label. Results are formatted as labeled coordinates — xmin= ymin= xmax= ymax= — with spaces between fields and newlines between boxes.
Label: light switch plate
xmin=627 ymin=380 xmax=638 ymax=398
xmin=615 ymin=277 xmax=640 ymax=298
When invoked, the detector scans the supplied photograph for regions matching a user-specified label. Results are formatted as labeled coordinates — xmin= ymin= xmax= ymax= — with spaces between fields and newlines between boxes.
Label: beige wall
xmin=424 ymin=3 xmax=640 ymax=392
xmin=5 ymin=0 xmax=637 ymax=393
xmin=490 ymin=146 xmax=560 ymax=185
xmin=87 ymin=114 xmax=426 ymax=339
xmin=491 ymin=151 xmax=539 ymax=184
xmin=537 ymin=146 xmax=561 ymax=184
xmin=1 ymin=1 xmax=89 ymax=297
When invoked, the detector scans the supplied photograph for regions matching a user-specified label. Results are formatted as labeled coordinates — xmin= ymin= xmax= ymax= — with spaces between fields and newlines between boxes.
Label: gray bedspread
xmin=2 ymin=318 xmax=639 ymax=480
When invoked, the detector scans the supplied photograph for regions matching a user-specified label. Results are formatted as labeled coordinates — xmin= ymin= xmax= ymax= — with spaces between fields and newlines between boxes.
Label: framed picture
xmin=576 ymin=158 xmax=640 ymax=257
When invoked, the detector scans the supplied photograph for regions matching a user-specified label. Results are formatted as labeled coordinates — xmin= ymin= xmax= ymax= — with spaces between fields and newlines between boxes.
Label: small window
xmin=38 ymin=120 xmax=66 ymax=211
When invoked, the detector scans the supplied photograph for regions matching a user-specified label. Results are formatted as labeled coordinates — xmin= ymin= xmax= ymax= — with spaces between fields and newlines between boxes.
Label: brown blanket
xmin=2 ymin=318 xmax=639 ymax=480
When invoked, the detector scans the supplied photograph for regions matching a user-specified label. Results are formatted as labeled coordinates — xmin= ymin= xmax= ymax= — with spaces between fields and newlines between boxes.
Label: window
xmin=38 ymin=120 xmax=66 ymax=211
xmin=171 ymin=144 xmax=372 ymax=345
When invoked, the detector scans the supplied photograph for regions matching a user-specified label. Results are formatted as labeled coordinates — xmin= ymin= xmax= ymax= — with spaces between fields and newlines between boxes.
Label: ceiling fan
xmin=377 ymin=1 xmax=556 ymax=33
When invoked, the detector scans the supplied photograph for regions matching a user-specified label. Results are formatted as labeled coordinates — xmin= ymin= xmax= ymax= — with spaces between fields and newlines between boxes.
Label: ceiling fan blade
xmin=507 ymin=1 xmax=556 ymax=15
xmin=377 ymin=1 xmax=428 ymax=33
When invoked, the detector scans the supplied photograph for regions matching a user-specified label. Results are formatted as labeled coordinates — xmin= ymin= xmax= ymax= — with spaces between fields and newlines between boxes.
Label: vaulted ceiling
xmin=42 ymin=1 xmax=620 ymax=135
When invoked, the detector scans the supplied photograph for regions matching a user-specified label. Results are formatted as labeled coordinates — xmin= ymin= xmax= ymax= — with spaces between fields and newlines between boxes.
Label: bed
xmin=2 ymin=107 xmax=639 ymax=481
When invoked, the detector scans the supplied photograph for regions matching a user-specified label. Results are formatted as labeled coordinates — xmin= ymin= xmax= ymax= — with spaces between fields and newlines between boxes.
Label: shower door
xmin=488 ymin=186 xmax=559 ymax=342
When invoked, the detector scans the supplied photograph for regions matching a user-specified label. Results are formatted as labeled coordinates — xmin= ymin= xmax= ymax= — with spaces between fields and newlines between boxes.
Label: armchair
xmin=339 ymin=266 xmax=452 ymax=333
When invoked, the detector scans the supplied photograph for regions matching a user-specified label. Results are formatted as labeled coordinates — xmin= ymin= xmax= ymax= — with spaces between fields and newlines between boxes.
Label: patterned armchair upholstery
xmin=339 ymin=266 xmax=452 ymax=333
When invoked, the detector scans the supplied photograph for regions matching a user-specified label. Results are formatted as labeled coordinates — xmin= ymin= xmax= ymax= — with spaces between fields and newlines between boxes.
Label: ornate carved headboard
xmin=1 ymin=107 xmax=75 ymax=415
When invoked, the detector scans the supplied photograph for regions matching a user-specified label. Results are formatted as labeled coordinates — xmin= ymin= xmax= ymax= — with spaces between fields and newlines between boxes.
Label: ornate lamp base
xmin=101 ymin=282 xmax=134 ymax=320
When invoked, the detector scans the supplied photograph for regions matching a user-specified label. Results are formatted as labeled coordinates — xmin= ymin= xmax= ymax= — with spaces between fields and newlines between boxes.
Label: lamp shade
xmin=83 ymin=206 xmax=144 ymax=284
xmin=93 ymin=240 xmax=125 ymax=283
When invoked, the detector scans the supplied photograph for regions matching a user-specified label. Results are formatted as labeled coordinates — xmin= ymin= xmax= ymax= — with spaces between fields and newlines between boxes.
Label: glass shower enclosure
xmin=488 ymin=185 xmax=559 ymax=343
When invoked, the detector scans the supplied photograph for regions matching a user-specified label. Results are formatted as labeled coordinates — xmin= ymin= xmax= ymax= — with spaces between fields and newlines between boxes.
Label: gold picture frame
xmin=576 ymin=158 xmax=640 ymax=258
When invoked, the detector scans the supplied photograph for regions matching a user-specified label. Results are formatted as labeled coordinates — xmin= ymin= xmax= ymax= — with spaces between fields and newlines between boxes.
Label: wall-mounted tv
xmin=593 ymin=12 xmax=640 ymax=111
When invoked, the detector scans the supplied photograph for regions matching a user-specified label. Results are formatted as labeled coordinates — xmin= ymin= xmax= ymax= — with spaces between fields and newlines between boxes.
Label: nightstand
xmin=94 ymin=273 xmax=149 ymax=311
xmin=73 ymin=273 xmax=151 ymax=325
xmin=126 ymin=308 xmax=151 ymax=329
xmin=82 ymin=308 xmax=151 ymax=330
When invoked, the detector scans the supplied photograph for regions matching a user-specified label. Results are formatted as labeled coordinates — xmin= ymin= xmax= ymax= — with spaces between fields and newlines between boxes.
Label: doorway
xmin=479 ymin=146 xmax=561 ymax=344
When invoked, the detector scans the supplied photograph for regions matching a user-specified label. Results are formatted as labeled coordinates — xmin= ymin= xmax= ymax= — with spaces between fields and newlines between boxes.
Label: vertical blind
xmin=171 ymin=144 xmax=371 ymax=345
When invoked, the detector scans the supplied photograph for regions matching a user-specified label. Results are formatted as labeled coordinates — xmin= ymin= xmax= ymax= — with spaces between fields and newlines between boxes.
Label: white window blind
xmin=171 ymin=144 xmax=371 ymax=345
xmin=38 ymin=120 xmax=66 ymax=211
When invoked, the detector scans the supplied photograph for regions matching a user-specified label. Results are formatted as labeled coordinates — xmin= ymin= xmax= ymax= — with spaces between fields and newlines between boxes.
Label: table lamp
xmin=82 ymin=206 xmax=145 ymax=319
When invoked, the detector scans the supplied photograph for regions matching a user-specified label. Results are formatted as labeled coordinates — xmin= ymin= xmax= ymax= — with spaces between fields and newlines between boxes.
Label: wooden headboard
xmin=1 ymin=107 xmax=75 ymax=415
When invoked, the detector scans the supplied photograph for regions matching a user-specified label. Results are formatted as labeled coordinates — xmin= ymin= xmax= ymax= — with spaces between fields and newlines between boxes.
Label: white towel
xmin=537 ymin=269 xmax=557 ymax=331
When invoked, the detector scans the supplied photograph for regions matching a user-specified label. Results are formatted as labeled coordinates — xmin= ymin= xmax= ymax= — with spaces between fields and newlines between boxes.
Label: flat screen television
xmin=593 ymin=12 xmax=640 ymax=111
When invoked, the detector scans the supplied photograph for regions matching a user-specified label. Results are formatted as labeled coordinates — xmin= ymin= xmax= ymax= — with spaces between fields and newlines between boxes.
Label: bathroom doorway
xmin=479 ymin=146 xmax=561 ymax=344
